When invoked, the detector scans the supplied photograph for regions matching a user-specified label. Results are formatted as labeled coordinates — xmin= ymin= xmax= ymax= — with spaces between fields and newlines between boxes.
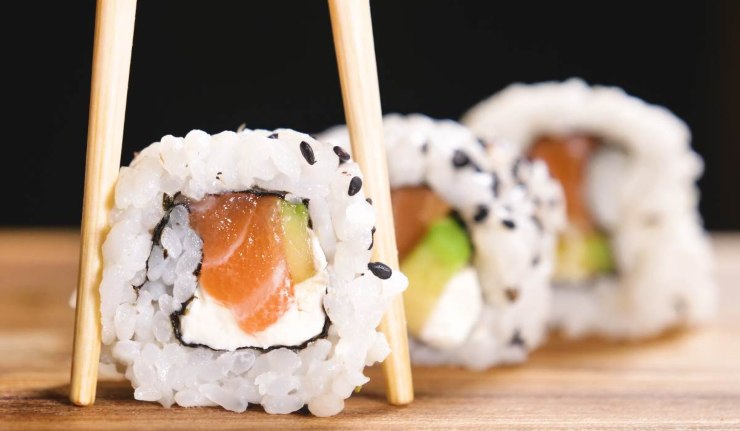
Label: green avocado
xmin=555 ymin=230 xmax=614 ymax=282
xmin=278 ymin=200 xmax=316 ymax=284
xmin=400 ymin=216 xmax=472 ymax=336
xmin=586 ymin=233 xmax=614 ymax=273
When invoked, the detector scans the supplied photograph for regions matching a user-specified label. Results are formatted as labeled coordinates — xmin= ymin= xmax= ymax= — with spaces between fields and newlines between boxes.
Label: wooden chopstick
xmin=328 ymin=0 xmax=414 ymax=405
xmin=70 ymin=0 xmax=137 ymax=406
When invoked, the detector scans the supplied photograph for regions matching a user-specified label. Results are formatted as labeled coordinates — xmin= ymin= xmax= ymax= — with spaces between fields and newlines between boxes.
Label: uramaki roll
xmin=322 ymin=114 xmax=563 ymax=369
xmin=100 ymin=128 xmax=406 ymax=416
xmin=464 ymin=79 xmax=716 ymax=339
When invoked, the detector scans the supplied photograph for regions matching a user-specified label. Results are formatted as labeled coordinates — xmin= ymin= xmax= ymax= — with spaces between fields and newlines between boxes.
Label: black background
xmin=5 ymin=1 xmax=739 ymax=229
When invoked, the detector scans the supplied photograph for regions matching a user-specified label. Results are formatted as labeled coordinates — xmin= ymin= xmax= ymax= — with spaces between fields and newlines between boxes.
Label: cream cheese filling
xmin=419 ymin=266 xmax=483 ymax=350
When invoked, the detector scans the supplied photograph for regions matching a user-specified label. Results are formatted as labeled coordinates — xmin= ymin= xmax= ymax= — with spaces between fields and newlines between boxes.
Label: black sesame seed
xmin=368 ymin=262 xmax=392 ymax=280
xmin=502 ymin=219 xmax=516 ymax=229
xmin=531 ymin=255 xmax=541 ymax=267
xmin=369 ymin=226 xmax=376 ymax=250
xmin=473 ymin=205 xmax=489 ymax=223
xmin=365 ymin=197 xmax=373 ymax=205
xmin=348 ymin=176 xmax=363 ymax=196
xmin=300 ymin=141 xmax=316 ymax=165
xmin=477 ymin=138 xmax=488 ymax=148
xmin=491 ymin=172 xmax=500 ymax=196
xmin=333 ymin=146 xmax=350 ymax=163
xmin=512 ymin=157 xmax=523 ymax=179
xmin=505 ymin=288 xmax=519 ymax=302
xmin=421 ymin=142 xmax=429 ymax=154
xmin=452 ymin=150 xmax=470 ymax=168
xmin=509 ymin=330 xmax=525 ymax=347
xmin=268 ymin=133 xmax=278 ymax=139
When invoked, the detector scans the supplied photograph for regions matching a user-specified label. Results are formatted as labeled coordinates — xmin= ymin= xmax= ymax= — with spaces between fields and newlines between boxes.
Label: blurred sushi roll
xmin=463 ymin=79 xmax=716 ymax=339
xmin=321 ymin=114 xmax=564 ymax=369
xmin=99 ymin=128 xmax=406 ymax=416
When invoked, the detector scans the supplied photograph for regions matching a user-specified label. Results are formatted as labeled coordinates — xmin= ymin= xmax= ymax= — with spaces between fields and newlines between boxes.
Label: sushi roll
xmin=463 ymin=79 xmax=716 ymax=338
xmin=321 ymin=114 xmax=564 ymax=369
xmin=99 ymin=128 xmax=406 ymax=416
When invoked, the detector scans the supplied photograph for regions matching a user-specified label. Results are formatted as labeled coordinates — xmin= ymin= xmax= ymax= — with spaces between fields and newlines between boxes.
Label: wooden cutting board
xmin=1 ymin=230 xmax=739 ymax=430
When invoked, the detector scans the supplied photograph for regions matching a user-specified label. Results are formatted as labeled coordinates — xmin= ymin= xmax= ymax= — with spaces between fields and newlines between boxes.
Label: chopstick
xmin=70 ymin=0 xmax=137 ymax=406
xmin=328 ymin=0 xmax=414 ymax=405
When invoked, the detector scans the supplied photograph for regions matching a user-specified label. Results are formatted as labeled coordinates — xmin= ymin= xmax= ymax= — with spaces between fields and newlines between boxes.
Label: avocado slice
xmin=279 ymin=200 xmax=316 ymax=283
xmin=586 ymin=232 xmax=614 ymax=273
xmin=400 ymin=216 xmax=472 ymax=337
xmin=555 ymin=229 xmax=614 ymax=282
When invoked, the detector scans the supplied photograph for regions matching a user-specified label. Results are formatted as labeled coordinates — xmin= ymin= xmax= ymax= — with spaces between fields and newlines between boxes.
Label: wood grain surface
xmin=1 ymin=230 xmax=739 ymax=430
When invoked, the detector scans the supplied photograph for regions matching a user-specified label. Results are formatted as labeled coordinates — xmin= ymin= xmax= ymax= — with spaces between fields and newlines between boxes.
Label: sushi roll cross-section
xmin=100 ymin=128 xmax=406 ymax=416
xmin=322 ymin=114 xmax=564 ymax=369
xmin=464 ymin=79 xmax=716 ymax=339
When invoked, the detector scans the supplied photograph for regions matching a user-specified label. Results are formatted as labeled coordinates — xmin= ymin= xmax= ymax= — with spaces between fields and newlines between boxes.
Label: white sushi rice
xmin=463 ymin=78 xmax=716 ymax=339
xmin=321 ymin=114 xmax=564 ymax=369
xmin=100 ymin=128 xmax=406 ymax=416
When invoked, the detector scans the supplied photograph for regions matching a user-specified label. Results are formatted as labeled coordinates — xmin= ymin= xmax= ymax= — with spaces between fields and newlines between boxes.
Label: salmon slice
xmin=391 ymin=186 xmax=452 ymax=261
xmin=188 ymin=193 xmax=294 ymax=334
xmin=529 ymin=134 xmax=599 ymax=231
